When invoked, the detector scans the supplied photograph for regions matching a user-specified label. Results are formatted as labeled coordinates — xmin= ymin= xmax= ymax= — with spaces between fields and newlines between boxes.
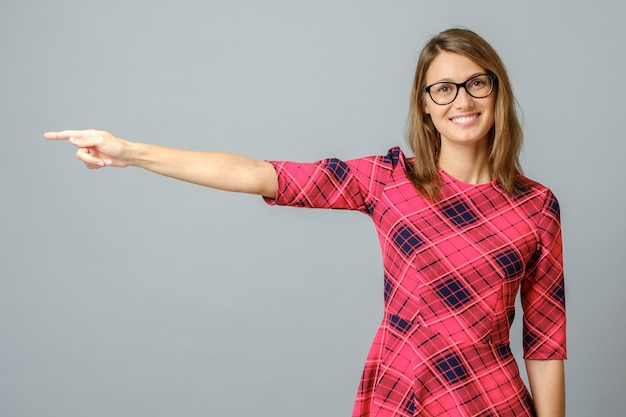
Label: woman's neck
xmin=438 ymin=141 xmax=492 ymax=185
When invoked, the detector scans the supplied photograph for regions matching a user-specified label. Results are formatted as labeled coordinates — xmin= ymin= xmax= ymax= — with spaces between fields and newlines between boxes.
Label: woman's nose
xmin=454 ymin=86 xmax=474 ymax=108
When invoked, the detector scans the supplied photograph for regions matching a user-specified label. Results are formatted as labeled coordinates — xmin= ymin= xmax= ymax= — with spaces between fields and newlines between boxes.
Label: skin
xmin=526 ymin=359 xmax=566 ymax=417
xmin=45 ymin=53 xmax=565 ymax=415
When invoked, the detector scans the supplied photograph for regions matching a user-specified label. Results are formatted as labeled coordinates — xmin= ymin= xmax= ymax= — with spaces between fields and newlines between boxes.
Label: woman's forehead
xmin=426 ymin=51 xmax=485 ymax=83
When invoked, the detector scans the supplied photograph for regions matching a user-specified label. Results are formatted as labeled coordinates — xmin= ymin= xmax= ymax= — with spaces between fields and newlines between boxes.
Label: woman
xmin=45 ymin=28 xmax=566 ymax=417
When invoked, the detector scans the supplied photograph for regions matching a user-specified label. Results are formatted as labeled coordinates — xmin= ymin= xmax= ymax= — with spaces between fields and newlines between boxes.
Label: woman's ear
xmin=423 ymin=101 xmax=431 ymax=115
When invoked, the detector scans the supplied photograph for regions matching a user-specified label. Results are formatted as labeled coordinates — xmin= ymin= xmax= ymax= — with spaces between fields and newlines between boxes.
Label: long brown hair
xmin=407 ymin=28 xmax=523 ymax=201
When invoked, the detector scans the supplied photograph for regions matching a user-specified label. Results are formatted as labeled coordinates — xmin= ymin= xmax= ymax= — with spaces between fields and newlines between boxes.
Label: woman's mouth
xmin=450 ymin=114 xmax=480 ymax=124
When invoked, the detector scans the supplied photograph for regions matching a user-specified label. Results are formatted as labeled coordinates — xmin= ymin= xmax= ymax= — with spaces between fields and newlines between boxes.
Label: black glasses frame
xmin=424 ymin=73 xmax=497 ymax=105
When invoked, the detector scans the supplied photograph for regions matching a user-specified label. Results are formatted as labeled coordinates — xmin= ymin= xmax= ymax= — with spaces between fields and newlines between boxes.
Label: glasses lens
xmin=429 ymin=82 xmax=457 ymax=105
xmin=466 ymin=74 xmax=493 ymax=98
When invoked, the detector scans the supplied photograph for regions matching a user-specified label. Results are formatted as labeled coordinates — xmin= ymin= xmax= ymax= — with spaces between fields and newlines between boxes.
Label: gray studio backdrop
xmin=1 ymin=1 xmax=624 ymax=416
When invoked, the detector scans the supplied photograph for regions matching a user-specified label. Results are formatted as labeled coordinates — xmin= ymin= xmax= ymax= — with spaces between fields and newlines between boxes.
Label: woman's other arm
xmin=525 ymin=359 xmax=565 ymax=417
xmin=44 ymin=129 xmax=278 ymax=198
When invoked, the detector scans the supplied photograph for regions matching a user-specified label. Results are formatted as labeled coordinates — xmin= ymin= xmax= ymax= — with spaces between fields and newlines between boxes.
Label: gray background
xmin=1 ymin=1 xmax=624 ymax=416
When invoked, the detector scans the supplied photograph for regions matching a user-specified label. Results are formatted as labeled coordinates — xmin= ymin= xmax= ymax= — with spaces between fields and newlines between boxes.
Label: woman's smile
xmin=450 ymin=113 xmax=480 ymax=126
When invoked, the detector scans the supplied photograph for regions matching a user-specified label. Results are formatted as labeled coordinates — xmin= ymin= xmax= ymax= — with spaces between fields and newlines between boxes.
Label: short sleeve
xmin=263 ymin=147 xmax=405 ymax=216
xmin=521 ymin=190 xmax=567 ymax=359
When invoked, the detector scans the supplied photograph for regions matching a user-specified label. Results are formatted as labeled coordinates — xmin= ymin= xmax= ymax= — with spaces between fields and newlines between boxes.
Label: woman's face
xmin=423 ymin=51 xmax=496 ymax=150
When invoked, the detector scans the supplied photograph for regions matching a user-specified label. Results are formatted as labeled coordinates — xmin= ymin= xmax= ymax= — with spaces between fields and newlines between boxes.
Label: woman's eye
xmin=469 ymin=76 xmax=491 ymax=89
xmin=436 ymin=84 xmax=453 ymax=93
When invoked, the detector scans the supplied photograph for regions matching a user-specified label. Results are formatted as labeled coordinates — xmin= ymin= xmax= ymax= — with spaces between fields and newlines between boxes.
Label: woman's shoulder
xmin=512 ymin=174 xmax=561 ymax=214
xmin=370 ymin=146 xmax=415 ymax=172
xmin=514 ymin=174 xmax=556 ymax=195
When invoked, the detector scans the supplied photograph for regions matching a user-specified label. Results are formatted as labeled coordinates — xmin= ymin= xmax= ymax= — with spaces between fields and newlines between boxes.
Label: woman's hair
xmin=407 ymin=28 xmax=523 ymax=201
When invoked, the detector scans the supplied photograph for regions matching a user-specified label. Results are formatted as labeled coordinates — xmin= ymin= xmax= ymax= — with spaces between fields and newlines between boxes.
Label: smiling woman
xmin=45 ymin=28 xmax=565 ymax=417
xmin=408 ymin=29 xmax=523 ymax=202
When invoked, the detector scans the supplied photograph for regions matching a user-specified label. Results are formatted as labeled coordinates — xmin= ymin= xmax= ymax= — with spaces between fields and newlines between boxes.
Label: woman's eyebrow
xmin=429 ymin=72 xmax=485 ymax=84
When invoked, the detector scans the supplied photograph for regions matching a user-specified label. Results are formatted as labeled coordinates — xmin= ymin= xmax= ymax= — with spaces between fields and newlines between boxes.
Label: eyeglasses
xmin=424 ymin=73 xmax=497 ymax=105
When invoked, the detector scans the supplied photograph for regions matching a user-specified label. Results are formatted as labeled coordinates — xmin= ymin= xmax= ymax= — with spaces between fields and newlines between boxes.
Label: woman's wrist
xmin=125 ymin=141 xmax=151 ymax=169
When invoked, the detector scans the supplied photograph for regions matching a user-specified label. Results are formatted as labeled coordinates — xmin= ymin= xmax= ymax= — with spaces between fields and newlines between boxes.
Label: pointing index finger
xmin=43 ymin=130 xmax=93 ymax=140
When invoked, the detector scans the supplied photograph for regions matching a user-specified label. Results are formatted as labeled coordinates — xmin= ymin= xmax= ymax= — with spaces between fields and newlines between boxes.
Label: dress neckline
xmin=437 ymin=167 xmax=499 ymax=190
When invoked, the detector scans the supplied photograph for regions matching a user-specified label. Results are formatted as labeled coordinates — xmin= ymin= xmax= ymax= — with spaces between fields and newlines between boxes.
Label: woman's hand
xmin=44 ymin=129 xmax=134 ymax=169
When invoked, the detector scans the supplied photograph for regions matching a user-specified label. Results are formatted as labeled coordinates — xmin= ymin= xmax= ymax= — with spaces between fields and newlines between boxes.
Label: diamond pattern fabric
xmin=264 ymin=147 xmax=566 ymax=416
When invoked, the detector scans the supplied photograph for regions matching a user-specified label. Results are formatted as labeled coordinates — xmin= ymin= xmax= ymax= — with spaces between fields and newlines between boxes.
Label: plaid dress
xmin=265 ymin=147 xmax=566 ymax=417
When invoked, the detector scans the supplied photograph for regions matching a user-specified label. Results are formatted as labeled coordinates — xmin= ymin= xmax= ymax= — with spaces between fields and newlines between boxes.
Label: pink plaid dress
xmin=265 ymin=147 xmax=566 ymax=417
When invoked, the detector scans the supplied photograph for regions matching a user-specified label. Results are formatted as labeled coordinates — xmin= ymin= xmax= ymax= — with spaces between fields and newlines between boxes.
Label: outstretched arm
xmin=44 ymin=129 xmax=278 ymax=198
xmin=525 ymin=359 xmax=565 ymax=417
